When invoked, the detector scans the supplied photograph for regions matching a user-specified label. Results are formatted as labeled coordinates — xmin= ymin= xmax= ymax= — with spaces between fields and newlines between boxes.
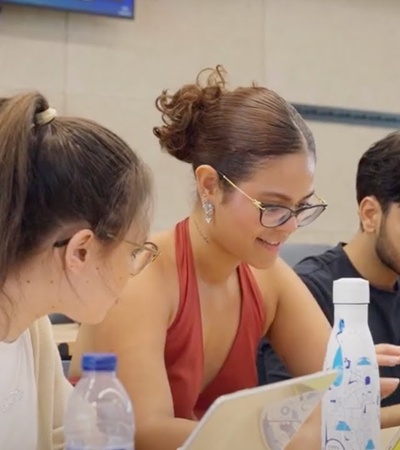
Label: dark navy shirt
xmin=257 ymin=244 xmax=400 ymax=407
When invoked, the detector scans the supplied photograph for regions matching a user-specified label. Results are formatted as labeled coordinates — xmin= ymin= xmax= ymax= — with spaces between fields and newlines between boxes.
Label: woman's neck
xmin=188 ymin=209 xmax=241 ymax=284
xmin=0 ymin=260 xmax=58 ymax=342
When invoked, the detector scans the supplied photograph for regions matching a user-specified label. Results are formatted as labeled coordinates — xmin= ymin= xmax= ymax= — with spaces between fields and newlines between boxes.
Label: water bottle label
xmin=322 ymin=319 xmax=380 ymax=450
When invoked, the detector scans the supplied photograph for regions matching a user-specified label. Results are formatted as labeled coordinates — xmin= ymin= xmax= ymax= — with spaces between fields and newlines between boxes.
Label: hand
xmin=376 ymin=344 xmax=400 ymax=399
xmin=376 ymin=343 xmax=400 ymax=367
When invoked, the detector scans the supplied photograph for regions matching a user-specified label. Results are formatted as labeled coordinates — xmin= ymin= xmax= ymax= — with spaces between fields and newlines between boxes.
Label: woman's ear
xmin=194 ymin=164 xmax=221 ymax=200
xmin=64 ymin=229 xmax=96 ymax=274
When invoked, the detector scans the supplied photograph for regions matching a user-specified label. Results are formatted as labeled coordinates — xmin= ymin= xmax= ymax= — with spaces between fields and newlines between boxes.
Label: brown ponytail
xmin=0 ymin=93 xmax=49 ymax=288
xmin=0 ymin=91 xmax=151 ymax=292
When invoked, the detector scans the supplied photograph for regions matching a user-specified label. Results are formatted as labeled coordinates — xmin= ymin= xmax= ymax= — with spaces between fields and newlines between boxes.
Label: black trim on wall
xmin=292 ymin=103 xmax=400 ymax=129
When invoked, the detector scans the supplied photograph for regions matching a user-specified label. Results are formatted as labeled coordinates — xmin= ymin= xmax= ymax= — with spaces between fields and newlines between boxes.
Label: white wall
xmin=264 ymin=0 xmax=400 ymax=243
xmin=0 ymin=0 xmax=399 ymax=243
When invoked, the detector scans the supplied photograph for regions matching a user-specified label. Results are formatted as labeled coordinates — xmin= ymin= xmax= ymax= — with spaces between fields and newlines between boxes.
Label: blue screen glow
xmin=2 ymin=0 xmax=134 ymax=18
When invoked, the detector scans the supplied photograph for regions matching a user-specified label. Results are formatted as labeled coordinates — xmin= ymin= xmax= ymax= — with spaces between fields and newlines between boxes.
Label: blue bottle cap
xmin=81 ymin=353 xmax=117 ymax=372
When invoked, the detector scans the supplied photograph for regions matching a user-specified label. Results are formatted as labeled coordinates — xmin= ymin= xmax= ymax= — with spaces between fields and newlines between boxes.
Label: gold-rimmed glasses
xmin=218 ymin=172 xmax=327 ymax=228
xmin=54 ymin=236 xmax=160 ymax=276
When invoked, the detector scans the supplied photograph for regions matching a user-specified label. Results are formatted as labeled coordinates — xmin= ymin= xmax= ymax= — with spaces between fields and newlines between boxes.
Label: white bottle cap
xmin=332 ymin=278 xmax=370 ymax=305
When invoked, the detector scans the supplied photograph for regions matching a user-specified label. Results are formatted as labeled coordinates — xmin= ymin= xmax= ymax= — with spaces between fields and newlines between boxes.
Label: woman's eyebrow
xmin=258 ymin=190 xmax=315 ymax=202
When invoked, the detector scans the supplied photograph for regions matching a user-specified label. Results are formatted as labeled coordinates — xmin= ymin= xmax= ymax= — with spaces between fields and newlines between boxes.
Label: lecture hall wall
xmin=0 ymin=0 xmax=399 ymax=244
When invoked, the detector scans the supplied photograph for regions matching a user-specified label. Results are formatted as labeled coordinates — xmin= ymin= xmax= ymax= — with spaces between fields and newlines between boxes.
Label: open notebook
xmin=383 ymin=427 xmax=400 ymax=450
xmin=181 ymin=370 xmax=337 ymax=450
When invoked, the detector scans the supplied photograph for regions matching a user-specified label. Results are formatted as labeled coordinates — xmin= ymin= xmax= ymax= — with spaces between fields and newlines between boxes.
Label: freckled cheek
xmin=117 ymin=274 xmax=129 ymax=289
xmin=112 ymin=251 xmax=131 ymax=282
xmin=223 ymin=197 xmax=254 ymax=223
xmin=232 ymin=204 xmax=259 ymax=230
xmin=113 ymin=269 xmax=130 ymax=294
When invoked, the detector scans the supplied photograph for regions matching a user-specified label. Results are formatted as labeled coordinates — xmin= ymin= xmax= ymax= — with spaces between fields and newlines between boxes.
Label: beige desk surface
xmin=382 ymin=427 xmax=400 ymax=449
xmin=52 ymin=322 xmax=79 ymax=354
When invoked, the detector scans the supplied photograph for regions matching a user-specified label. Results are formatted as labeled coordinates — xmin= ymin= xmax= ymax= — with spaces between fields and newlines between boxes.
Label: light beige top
xmin=30 ymin=316 xmax=73 ymax=449
xmin=0 ymin=329 xmax=37 ymax=448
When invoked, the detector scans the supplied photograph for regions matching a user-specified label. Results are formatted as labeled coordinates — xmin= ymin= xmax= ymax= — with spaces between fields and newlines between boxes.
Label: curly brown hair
xmin=153 ymin=65 xmax=315 ymax=185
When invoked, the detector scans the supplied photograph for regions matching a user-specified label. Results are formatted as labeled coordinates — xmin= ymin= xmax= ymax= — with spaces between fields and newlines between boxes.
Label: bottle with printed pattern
xmin=322 ymin=278 xmax=380 ymax=450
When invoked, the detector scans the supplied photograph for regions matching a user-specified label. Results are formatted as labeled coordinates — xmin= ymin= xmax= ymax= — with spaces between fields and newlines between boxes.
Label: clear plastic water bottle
xmin=64 ymin=353 xmax=134 ymax=450
xmin=322 ymin=278 xmax=380 ymax=450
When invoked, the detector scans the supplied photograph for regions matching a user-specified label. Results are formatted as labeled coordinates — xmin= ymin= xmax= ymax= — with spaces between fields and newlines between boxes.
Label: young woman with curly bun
xmin=73 ymin=67 xmax=400 ymax=450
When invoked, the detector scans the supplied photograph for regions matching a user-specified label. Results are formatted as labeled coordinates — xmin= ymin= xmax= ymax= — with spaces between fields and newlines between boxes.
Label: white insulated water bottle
xmin=322 ymin=278 xmax=380 ymax=450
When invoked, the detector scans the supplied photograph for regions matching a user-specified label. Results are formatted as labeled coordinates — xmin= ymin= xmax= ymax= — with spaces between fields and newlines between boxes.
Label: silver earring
xmin=202 ymin=199 xmax=214 ymax=224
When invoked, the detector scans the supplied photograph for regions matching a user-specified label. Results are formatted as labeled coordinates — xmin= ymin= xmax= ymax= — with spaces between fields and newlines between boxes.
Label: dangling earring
xmin=202 ymin=198 xmax=214 ymax=224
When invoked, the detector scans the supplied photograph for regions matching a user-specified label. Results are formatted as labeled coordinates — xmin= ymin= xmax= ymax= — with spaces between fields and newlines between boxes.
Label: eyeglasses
xmin=54 ymin=236 xmax=160 ymax=277
xmin=218 ymin=172 xmax=327 ymax=228
xmin=124 ymin=240 xmax=160 ymax=276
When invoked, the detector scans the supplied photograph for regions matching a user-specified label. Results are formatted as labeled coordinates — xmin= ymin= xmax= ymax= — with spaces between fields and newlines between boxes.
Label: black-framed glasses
xmin=218 ymin=172 xmax=327 ymax=228
xmin=54 ymin=236 xmax=160 ymax=277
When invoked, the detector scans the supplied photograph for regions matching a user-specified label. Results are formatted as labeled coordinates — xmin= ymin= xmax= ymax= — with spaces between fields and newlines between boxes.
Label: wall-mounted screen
xmin=2 ymin=0 xmax=134 ymax=18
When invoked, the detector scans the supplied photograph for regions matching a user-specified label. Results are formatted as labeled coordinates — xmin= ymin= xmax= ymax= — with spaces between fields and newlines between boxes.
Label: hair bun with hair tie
xmin=35 ymin=107 xmax=57 ymax=126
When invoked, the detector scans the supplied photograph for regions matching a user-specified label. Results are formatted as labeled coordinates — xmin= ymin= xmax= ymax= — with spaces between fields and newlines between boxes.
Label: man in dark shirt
xmin=258 ymin=131 xmax=400 ymax=407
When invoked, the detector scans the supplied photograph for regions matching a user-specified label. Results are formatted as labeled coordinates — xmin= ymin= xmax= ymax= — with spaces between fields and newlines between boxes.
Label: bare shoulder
xmin=85 ymin=227 xmax=180 ymax=346
xmin=250 ymin=257 xmax=308 ymax=328
xmin=142 ymin=228 xmax=177 ymax=284
xmin=119 ymin=228 xmax=179 ymax=325
xmin=72 ymin=228 xmax=187 ymax=426
xmin=251 ymin=258 xmax=331 ymax=377
xmin=250 ymin=256 xmax=295 ymax=295
xmin=70 ymin=227 xmax=180 ymax=376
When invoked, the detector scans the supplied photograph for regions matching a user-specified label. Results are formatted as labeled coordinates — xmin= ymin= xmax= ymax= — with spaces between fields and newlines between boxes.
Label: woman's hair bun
xmin=153 ymin=65 xmax=227 ymax=163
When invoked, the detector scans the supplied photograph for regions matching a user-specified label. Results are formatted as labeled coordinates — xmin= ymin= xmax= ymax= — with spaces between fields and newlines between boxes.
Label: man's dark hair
xmin=356 ymin=131 xmax=400 ymax=212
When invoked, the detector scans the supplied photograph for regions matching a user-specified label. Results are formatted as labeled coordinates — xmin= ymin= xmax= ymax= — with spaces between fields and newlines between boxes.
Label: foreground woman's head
xmin=0 ymin=92 xmax=154 ymax=336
